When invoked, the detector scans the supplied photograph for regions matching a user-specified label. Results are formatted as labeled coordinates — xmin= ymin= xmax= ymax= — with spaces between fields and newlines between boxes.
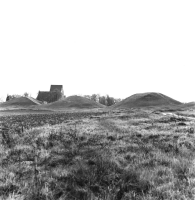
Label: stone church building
xmin=36 ymin=85 xmax=64 ymax=103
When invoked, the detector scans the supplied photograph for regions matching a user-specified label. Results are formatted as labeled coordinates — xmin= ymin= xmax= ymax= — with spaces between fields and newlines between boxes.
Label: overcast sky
xmin=0 ymin=1 xmax=195 ymax=102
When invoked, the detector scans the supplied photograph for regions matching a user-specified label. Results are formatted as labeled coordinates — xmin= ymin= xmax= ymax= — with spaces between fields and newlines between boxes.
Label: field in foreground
xmin=1 ymin=110 xmax=195 ymax=199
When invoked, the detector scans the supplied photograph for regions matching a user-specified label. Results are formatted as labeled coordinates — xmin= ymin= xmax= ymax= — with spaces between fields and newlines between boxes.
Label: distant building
xmin=36 ymin=85 xmax=64 ymax=103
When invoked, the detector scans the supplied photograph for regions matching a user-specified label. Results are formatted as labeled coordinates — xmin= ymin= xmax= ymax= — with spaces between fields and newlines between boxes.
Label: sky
xmin=0 ymin=1 xmax=195 ymax=103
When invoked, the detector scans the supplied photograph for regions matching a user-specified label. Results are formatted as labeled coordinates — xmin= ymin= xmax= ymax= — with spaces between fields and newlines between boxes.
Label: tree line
xmin=6 ymin=92 xmax=30 ymax=101
xmin=83 ymin=94 xmax=121 ymax=106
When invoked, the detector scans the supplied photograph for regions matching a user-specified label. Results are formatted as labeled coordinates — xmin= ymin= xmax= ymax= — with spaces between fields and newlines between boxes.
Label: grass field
xmin=1 ymin=109 xmax=195 ymax=199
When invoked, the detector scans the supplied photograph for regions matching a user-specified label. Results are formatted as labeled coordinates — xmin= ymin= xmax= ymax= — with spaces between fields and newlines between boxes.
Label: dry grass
xmin=1 ymin=110 xmax=195 ymax=199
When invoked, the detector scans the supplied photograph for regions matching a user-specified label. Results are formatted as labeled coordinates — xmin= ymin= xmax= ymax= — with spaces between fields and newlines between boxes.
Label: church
xmin=36 ymin=85 xmax=64 ymax=103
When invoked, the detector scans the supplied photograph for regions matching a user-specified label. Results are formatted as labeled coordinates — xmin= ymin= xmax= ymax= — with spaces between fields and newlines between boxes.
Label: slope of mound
xmin=112 ymin=92 xmax=182 ymax=109
xmin=39 ymin=95 xmax=105 ymax=110
xmin=0 ymin=97 xmax=41 ymax=108
xmin=177 ymin=102 xmax=195 ymax=109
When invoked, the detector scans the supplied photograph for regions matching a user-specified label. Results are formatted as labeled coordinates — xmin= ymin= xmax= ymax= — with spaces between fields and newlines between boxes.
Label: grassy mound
xmin=112 ymin=92 xmax=182 ymax=109
xmin=0 ymin=97 xmax=41 ymax=108
xmin=39 ymin=95 xmax=105 ymax=110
